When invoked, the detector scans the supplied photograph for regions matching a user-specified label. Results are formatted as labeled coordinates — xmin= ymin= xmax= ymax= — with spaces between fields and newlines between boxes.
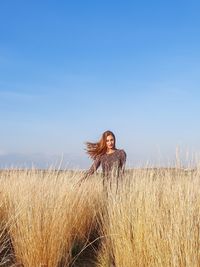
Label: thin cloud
xmin=0 ymin=150 xmax=6 ymax=156
xmin=0 ymin=88 xmax=41 ymax=100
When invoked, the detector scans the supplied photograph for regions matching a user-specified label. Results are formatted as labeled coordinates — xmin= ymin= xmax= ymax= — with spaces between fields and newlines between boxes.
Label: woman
xmin=79 ymin=130 xmax=126 ymax=266
xmin=79 ymin=130 xmax=127 ymax=188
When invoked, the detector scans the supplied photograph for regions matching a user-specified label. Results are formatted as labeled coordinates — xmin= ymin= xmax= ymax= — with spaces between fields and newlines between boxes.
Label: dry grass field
xmin=0 ymin=167 xmax=199 ymax=267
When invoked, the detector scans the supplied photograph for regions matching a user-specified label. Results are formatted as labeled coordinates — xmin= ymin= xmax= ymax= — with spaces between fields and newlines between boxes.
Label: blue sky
xmin=0 ymin=1 xmax=200 ymax=169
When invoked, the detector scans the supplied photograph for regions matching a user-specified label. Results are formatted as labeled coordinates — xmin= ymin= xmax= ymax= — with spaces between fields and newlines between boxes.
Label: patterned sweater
xmin=83 ymin=149 xmax=127 ymax=179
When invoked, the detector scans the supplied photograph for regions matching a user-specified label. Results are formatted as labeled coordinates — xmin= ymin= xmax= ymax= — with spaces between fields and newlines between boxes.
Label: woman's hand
xmin=77 ymin=173 xmax=88 ymax=186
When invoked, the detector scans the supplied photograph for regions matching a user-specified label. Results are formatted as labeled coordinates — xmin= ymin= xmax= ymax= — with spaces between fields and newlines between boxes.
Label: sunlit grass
xmin=0 ymin=166 xmax=199 ymax=266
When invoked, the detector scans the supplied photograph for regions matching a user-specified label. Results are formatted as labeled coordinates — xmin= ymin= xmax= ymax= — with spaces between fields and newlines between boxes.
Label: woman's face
xmin=106 ymin=135 xmax=115 ymax=149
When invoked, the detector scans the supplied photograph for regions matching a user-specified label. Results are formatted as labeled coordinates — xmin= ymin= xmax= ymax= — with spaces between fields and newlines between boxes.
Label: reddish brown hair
xmin=84 ymin=130 xmax=116 ymax=160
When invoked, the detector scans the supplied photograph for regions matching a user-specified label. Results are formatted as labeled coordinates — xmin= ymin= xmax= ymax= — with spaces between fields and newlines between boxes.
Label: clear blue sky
xmin=0 ymin=1 xmax=200 ymax=169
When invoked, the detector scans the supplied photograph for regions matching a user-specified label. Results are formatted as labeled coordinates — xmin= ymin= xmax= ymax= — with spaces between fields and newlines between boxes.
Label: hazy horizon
xmin=0 ymin=147 xmax=199 ymax=170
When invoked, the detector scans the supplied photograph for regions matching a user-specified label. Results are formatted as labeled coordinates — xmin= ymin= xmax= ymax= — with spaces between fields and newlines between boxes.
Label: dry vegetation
xmin=0 ymin=167 xmax=199 ymax=267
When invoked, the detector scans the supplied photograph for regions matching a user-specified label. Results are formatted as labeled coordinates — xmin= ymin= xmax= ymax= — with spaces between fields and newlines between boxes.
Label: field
xmin=0 ymin=167 xmax=199 ymax=267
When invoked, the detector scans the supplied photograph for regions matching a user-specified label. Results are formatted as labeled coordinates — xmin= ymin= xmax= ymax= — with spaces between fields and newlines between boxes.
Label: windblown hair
xmin=84 ymin=130 xmax=116 ymax=160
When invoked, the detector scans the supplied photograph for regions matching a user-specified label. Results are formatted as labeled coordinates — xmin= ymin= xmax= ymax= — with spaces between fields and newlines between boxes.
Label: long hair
xmin=84 ymin=130 xmax=116 ymax=160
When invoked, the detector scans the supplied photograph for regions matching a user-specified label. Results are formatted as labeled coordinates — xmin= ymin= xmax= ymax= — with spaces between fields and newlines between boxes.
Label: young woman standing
xmin=80 ymin=130 xmax=127 ymax=188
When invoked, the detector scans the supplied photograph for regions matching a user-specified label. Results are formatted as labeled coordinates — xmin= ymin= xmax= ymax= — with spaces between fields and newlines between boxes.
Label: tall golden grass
xmin=0 ymin=169 xmax=102 ymax=266
xmin=97 ymin=168 xmax=200 ymax=267
xmin=0 ymin=167 xmax=200 ymax=266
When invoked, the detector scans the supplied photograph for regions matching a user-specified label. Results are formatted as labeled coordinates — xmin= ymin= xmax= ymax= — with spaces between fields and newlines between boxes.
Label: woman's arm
xmin=80 ymin=155 xmax=101 ymax=181
xmin=120 ymin=150 xmax=127 ymax=175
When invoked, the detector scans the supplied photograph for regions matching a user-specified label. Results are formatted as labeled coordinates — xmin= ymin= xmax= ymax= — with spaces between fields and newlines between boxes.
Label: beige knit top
xmin=83 ymin=149 xmax=127 ymax=179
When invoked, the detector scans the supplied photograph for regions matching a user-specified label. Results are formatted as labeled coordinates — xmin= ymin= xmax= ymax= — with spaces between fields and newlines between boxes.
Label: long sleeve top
xmin=83 ymin=149 xmax=127 ymax=180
